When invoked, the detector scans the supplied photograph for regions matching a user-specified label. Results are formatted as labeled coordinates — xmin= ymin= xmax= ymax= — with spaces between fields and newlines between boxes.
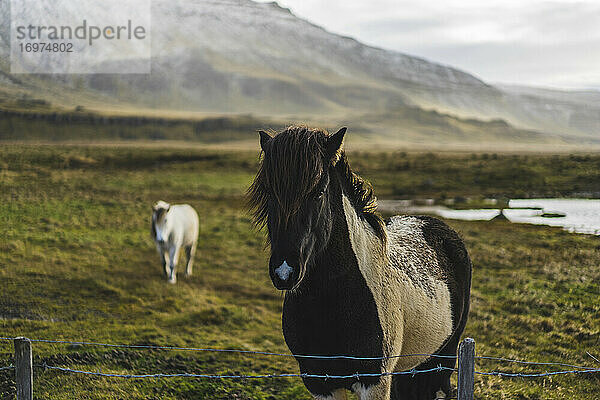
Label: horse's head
xmin=249 ymin=126 xmax=346 ymax=291
xmin=151 ymin=200 xmax=171 ymax=244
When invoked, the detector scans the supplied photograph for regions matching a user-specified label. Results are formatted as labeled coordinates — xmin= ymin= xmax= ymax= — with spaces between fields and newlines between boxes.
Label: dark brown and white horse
xmin=249 ymin=126 xmax=471 ymax=400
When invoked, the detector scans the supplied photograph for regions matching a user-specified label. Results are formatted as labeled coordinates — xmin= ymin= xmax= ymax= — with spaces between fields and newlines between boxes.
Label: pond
xmin=378 ymin=199 xmax=600 ymax=236
xmin=504 ymin=199 xmax=600 ymax=235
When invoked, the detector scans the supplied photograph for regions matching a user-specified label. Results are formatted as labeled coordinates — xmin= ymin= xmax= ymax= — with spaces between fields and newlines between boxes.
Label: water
xmin=378 ymin=198 xmax=600 ymax=235
xmin=505 ymin=199 xmax=600 ymax=235
xmin=435 ymin=199 xmax=600 ymax=235
xmin=436 ymin=209 xmax=501 ymax=221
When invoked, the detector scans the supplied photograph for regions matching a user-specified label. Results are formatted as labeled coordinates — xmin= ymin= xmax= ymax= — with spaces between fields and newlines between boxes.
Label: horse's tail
xmin=390 ymin=216 xmax=472 ymax=400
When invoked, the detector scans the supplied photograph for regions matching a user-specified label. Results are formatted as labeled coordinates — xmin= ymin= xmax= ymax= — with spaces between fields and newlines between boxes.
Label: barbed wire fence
xmin=0 ymin=336 xmax=599 ymax=400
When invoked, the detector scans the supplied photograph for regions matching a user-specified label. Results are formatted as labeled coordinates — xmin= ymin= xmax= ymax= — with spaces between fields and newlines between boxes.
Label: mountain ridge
xmin=0 ymin=0 xmax=598 ymax=142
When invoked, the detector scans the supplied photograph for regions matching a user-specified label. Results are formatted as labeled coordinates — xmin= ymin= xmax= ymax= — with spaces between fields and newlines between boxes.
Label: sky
xmin=257 ymin=0 xmax=600 ymax=90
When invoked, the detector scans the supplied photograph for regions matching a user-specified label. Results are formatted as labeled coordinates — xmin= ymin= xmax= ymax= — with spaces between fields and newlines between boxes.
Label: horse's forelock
xmin=248 ymin=126 xmax=329 ymax=227
xmin=268 ymin=128 xmax=327 ymax=216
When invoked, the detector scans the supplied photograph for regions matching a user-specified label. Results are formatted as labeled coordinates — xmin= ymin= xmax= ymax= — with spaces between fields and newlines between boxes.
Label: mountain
xmin=0 ymin=0 xmax=598 ymax=143
xmin=497 ymin=85 xmax=600 ymax=135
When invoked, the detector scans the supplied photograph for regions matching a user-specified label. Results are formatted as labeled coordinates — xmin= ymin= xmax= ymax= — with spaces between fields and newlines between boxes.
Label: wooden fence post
xmin=14 ymin=337 xmax=33 ymax=400
xmin=457 ymin=337 xmax=475 ymax=400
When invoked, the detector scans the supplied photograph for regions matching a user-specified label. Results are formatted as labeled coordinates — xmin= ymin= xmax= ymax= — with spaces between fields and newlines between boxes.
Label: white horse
xmin=151 ymin=201 xmax=199 ymax=283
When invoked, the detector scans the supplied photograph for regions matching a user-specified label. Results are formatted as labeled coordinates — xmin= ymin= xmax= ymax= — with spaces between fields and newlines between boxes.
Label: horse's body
xmin=283 ymin=211 xmax=470 ymax=400
xmin=249 ymin=127 xmax=471 ymax=400
xmin=151 ymin=201 xmax=199 ymax=283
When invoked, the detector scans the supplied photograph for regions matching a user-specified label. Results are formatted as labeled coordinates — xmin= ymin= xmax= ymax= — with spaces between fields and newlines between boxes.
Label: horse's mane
xmin=333 ymin=152 xmax=386 ymax=243
xmin=248 ymin=125 xmax=386 ymax=243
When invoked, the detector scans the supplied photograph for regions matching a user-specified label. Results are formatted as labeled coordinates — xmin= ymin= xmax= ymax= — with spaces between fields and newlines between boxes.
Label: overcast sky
xmin=258 ymin=0 xmax=600 ymax=90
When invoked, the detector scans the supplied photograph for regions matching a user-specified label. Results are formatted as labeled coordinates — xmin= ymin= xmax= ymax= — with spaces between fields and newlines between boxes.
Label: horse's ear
xmin=258 ymin=130 xmax=271 ymax=152
xmin=326 ymin=127 xmax=347 ymax=164
xmin=153 ymin=201 xmax=170 ymax=213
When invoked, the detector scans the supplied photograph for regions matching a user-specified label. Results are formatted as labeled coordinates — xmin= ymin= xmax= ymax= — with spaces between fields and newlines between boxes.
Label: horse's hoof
xmin=168 ymin=278 xmax=176 ymax=284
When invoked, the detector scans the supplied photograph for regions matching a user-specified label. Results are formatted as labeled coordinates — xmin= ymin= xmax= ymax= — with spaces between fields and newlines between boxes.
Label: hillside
xmin=0 ymin=0 xmax=599 ymax=142
xmin=1 ymin=94 xmax=578 ymax=146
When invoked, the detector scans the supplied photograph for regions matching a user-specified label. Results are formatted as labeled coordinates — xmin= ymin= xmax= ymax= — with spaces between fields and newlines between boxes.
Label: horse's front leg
xmin=353 ymin=376 xmax=392 ymax=400
xmin=168 ymin=245 xmax=180 ymax=284
xmin=157 ymin=245 xmax=169 ymax=278
xmin=163 ymin=251 xmax=170 ymax=278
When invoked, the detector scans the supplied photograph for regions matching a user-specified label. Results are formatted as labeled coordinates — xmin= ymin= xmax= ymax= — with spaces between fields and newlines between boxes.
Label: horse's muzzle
xmin=269 ymin=259 xmax=299 ymax=290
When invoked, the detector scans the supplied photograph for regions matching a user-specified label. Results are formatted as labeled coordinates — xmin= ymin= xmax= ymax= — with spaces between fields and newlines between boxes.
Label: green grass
xmin=348 ymin=151 xmax=600 ymax=199
xmin=0 ymin=106 xmax=284 ymax=143
xmin=0 ymin=145 xmax=599 ymax=399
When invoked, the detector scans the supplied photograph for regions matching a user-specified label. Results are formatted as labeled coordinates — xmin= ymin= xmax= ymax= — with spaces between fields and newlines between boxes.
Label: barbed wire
xmin=32 ymin=364 xmax=600 ymax=380
xmin=475 ymin=368 xmax=600 ymax=378
xmin=2 ymin=336 xmax=598 ymax=371
xmin=2 ymin=336 xmax=600 ymax=382
xmin=0 ymin=336 xmax=456 ymax=361
xmin=37 ymin=364 xmax=455 ymax=380
xmin=475 ymin=355 xmax=597 ymax=370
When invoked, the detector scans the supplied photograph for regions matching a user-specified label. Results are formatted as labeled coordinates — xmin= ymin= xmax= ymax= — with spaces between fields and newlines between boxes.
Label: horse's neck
xmin=339 ymin=194 xmax=387 ymax=277
xmin=299 ymin=189 xmax=387 ymax=293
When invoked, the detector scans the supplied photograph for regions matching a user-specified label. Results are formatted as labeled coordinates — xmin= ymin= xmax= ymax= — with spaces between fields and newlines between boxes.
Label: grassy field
xmin=0 ymin=145 xmax=599 ymax=399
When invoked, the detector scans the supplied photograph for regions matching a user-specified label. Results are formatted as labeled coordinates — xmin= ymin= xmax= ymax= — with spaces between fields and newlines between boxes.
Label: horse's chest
xmin=283 ymin=289 xmax=382 ymax=352
xmin=282 ymin=273 xmax=384 ymax=392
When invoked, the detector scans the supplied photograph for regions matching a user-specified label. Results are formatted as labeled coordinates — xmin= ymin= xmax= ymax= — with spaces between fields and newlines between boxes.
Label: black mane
xmin=333 ymin=152 xmax=386 ymax=242
xmin=248 ymin=125 xmax=386 ymax=242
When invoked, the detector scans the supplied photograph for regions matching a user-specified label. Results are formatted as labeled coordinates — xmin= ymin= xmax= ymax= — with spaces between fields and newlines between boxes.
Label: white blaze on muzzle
xmin=275 ymin=260 xmax=293 ymax=280
xmin=155 ymin=226 xmax=165 ymax=242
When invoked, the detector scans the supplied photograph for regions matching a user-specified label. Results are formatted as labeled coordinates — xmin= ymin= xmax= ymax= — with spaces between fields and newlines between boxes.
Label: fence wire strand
xmin=34 ymin=364 xmax=600 ymax=381
xmin=475 ymin=368 xmax=600 ymax=378
xmin=37 ymin=364 xmax=455 ymax=380
xmin=2 ymin=336 xmax=600 ymax=383
xmin=0 ymin=336 xmax=456 ymax=360
xmin=475 ymin=355 xmax=597 ymax=371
